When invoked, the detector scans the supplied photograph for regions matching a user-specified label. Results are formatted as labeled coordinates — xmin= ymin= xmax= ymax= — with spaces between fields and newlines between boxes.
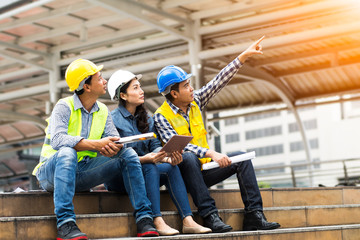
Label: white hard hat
xmin=108 ymin=70 xmax=142 ymax=101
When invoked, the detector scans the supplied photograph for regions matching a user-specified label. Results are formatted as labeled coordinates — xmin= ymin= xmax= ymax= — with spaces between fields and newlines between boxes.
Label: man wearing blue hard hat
xmin=154 ymin=37 xmax=280 ymax=233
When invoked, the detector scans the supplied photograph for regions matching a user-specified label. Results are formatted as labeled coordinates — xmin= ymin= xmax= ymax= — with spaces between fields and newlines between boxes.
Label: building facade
xmin=208 ymin=99 xmax=360 ymax=188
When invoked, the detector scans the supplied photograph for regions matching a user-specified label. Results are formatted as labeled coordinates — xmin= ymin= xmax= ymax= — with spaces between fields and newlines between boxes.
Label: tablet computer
xmin=160 ymin=135 xmax=193 ymax=153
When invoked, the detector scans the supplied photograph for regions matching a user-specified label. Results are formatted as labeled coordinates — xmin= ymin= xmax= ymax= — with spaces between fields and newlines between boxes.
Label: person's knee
xmin=181 ymin=152 xmax=201 ymax=168
xmin=57 ymin=147 xmax=77 ymax=166
xmin=119 ymin=147 xmax=141 ymax=165
xmin=142 ymin=163 xmax=158 ymax=176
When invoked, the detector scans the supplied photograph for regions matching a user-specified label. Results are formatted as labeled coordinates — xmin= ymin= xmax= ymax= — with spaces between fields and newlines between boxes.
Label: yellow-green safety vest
xmin=32 ymin=96 xmax=108 ymax=175
xmin=155 ymin=100 xmax=211 ymax=165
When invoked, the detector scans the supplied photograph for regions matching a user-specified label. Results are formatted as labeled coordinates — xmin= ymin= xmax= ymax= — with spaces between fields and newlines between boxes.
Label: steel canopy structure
xmin=1 ymin=0 xmax=360 ymax=185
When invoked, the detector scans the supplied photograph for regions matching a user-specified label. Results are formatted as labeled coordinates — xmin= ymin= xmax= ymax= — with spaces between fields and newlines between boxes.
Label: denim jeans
xmin=36 ymin=146 xmax=153 ymax=228
xmin=141 ymin=163 xmax=192 ymax=219
xmin=179 ymin=151 xmax=263 ymax=217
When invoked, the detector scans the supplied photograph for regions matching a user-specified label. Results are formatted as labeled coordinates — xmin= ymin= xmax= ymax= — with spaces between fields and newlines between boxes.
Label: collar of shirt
xmin=166 ymin=99 xmax=196 ymax=116
xmin=73 ymin=93 xmax=99 ymax=114
xmin=117 ymin=104 xmax=136 ymax=119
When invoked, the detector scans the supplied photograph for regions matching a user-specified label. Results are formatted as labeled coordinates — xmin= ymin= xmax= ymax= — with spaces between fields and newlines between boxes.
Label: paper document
xmin=202 ymin=151 xmax=256 ymax=170
xmin=115 ymin=132 xmax=156 ymax=144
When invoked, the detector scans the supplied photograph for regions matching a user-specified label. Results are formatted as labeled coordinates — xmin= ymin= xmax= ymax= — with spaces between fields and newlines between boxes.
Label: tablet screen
xmin=160 ymin=135 xmax=193 ymax=153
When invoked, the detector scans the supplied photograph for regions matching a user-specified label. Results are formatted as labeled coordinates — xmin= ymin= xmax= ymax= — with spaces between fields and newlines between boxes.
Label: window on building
xmin=288 ymin=119 xmax=317 ymax=133
xmin=290 ymin=139 xmax=319 ymax=152
xmin=245 ymin=111 xmax=280 ymax=122
xmin=245 ymin=126 xmax=282 ymax=140
xmin=247 ymin=144 xmax=283 ymax=156
xmin=224 ymin=117 xmax=238 ymax=126
xmin=287 ymin=107 xmax=315 ymax=114
xmin=344 ymin=100 xmax=360 ymax=119
xmin=225 ymin=133 xmax=240 ymax=143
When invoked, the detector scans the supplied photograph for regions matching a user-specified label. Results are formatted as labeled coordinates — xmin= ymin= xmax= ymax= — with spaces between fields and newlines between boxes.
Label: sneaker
xmin=57 ymin=221 xmax=88 ymax=240
xmin=136 ymin=217 xmax=159 ymax=237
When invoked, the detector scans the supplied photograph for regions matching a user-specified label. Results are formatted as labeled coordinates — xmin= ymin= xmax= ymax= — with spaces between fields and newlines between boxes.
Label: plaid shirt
xmin=154 ymin=57 xmax=242 ymax=158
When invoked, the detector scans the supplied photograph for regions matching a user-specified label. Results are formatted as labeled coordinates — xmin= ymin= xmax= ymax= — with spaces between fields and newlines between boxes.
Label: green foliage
xmin=258 ymin=181 xmax=271 ymax=188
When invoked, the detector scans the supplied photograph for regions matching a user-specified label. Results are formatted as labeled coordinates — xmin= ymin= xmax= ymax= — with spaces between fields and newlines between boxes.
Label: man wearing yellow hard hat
xmin=32 ymin=59 xmax=159 ymax=240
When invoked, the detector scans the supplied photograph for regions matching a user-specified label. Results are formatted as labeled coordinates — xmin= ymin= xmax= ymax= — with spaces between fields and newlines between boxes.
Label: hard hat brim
xmin=108 ymin=71 xmax=143 ymax=101
xmin=68 ymin=64 xmax=103 ymax=91
xmin=159 ymin=73 xmax=192 ymax=94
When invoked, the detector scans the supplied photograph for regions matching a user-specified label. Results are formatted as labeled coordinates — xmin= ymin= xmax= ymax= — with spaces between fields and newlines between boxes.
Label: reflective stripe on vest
xmin=155 ymin=100 xmax=211 ymax=165
xmin=32 ymin=96 xmax=108 ymax=175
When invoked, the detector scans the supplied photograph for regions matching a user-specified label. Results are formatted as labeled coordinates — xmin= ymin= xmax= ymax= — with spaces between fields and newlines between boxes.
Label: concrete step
xmin=94 ymin=224 xmax=360 ymax=240
xmin=2 ymin=205 xmax=360 ymax=239
xmin=1 ymin=187 xmax=360 ymax=217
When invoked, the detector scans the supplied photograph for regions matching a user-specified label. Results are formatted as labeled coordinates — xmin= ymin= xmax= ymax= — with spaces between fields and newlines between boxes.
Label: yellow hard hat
xmin=65 ymin=59 xmax=103 ymax=91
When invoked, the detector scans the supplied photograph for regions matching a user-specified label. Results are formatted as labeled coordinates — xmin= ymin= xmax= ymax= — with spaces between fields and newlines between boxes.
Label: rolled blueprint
xmin=114 ymin=132 xmax=156 ymax=144
xmin=202 ymin=151 xmax=256 ymax=170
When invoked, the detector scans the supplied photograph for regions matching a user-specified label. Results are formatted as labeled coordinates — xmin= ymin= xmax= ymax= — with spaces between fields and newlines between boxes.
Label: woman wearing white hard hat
xmin=108 ymin=70 xmax=212 ymax=235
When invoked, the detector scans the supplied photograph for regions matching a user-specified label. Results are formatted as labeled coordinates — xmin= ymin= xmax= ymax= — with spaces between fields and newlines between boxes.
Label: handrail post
xmin=291 ymin=166 xmax=297 ymax=187
xmin=343 ymin=161 xmax=349 ymax=185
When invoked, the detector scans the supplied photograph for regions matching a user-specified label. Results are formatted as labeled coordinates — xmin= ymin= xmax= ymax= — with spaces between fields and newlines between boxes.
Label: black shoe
xmin=57 ymin=221 xmax=87 ymax=240
xmin=136 ymin=217 xmax=159 ymax=237
xmin=203 ymin=212 xmax=232 ymax=233
xmin=243 ymin=210 xmax=280 ymax=231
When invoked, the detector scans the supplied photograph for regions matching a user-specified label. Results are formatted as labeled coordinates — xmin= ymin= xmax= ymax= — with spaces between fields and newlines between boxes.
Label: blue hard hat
xmin=157 ymin=65 xmax=192 ymax=95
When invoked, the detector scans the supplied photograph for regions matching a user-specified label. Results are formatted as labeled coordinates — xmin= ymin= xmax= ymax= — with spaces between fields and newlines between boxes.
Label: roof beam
xmin=0 ymin=110 xmax=47 ymax=127
xmin=237 ymin=65 xmax=295 ymax=104
xmin=0 ymin=0 xmax=54 ymax=21
xmin=0 ymin=2 xmax=90 ymax=31
xmin=52 ymin=25 xmax=158 ymax=52
xmin=199 ymin=21 xmax=360 ymax=60
xmin=125 ymin=0 xmax=191 ymax=25
xmin=0 ymin=137 xmax=44 ymax=150
xmin=3 ymin=23 xmax=360 ymax=102
xmin=255 ymin=43 xmax=360 ymax=66
xmin=190 ymin=0 xmax=296 ymax=20
xmin=0 ymin=51 xmax=52 ymax=72
xmin=58 ymin=35 xmax=182 ymax=65
xmin=0 ymin=81 xmax=66 ymax=103
xmin=272 ymin=60 xmax=360 ymax=78
xmin=199 ymin=0 xmax=358 ymax=35
xmin=0 ymin=76 xmax=46 ymax=92
xmin=159 ymin=0 xmax=203 ymax=9
xmin=203 ymin=6 xmax=360 ymax=47
xmin=0 ymin=67 xmax=43 ymax=83
xmin=16 ymin=15 xmax=121 ymax=45
xmin=88 ymin=0 xmax=192 ymax=41
xmin=0 ymin=41 xmax=50 ymax=58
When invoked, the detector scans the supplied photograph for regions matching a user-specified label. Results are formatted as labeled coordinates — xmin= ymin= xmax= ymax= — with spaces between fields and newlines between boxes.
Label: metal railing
xmin=217 ymin=157 xmax=360 ymax=188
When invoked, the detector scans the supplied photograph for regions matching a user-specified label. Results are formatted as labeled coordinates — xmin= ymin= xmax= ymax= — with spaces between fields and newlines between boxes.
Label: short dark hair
xmin=164 ymin=82 xmax=180 ymax=101
xmin=75 ymin=75 xmax=92 ymax=95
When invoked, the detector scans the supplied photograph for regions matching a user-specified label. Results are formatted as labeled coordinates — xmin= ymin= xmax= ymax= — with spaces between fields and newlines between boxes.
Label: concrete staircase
xmin=1 ymin=187 xmax=360 ymax=239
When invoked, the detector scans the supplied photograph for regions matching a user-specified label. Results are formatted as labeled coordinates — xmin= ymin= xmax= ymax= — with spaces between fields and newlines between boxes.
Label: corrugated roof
xmin=1 ymin=0 xmax=360 ymax=151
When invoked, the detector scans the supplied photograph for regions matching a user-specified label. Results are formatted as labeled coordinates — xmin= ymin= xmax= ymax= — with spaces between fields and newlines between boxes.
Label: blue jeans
xmin=36 ymin=147 xmax=153 ymax=228
xmin=141 ymin=163 xmax=192 ymax=219
xmin=179 ymin=151 xmax=263 ymax=217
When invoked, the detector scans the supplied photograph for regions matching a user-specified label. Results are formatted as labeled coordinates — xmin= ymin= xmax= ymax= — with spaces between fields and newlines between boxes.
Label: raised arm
xmin=196 ymin=36 xmax=265 ymax=110
xmin=238 ymin=36 xmax=264 ymax=64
